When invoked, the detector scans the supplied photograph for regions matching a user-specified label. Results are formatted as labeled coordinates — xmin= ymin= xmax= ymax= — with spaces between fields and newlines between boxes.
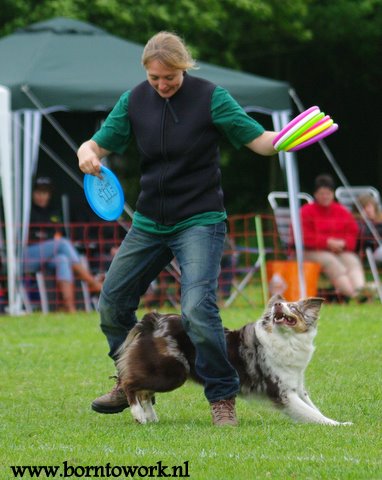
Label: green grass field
xmin=1 ymin=303 xmax=381 ymax=480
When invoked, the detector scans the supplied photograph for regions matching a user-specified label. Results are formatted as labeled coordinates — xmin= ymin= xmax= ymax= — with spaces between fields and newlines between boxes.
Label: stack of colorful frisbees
xmin=272 ymin=106 xmax=339 ymax=152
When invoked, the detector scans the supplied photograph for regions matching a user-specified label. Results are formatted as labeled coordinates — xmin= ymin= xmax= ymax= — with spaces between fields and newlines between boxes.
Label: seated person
xmin=69 ymin=196 xmax=127 ymax=273
xmin=355 ymin=193 xmax=382 ymax=263
xmin=299 ymin=174 xmax=368 ymax=301
xmin=24 ymin=176 xmax=103 ymax=312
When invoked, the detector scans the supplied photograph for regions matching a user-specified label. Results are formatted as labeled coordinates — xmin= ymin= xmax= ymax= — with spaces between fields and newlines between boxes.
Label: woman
xmin=300 ymin=174 xmax=367 ymax=300
xmin=25 ymin=177 xmax=102 ymax=312
xmin=356 ymin=193 xmax=382 ymax=263
xmin=77 ymin=31 xmax=278 ymax=426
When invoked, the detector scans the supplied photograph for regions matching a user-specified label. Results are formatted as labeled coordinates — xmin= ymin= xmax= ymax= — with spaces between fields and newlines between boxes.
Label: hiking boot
xmin=91 ymin=377 xmax=129 ymax=414
xmin=210 ymin=397 xmax=238 ymax=426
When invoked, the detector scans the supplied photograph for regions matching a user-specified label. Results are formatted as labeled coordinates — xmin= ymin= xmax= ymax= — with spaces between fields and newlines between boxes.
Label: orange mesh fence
xmin=0 ymin=214 xmax=378 ymax=312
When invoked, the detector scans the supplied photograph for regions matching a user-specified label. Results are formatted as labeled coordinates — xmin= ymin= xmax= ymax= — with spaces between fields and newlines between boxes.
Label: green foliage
xmin=0 ymin=0 xmax=312 ymax=68
xmin=82 ymin=0 xmax=312 ymax=70
xmin=1 ymin=304 xmax=382 ymax=479
xmin=305 ymin=0 xmax=382 ymax=91
xmin=1 ymin=0 xmax=382 ymax=204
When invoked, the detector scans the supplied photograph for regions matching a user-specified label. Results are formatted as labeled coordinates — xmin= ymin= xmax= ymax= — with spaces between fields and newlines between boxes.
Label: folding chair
xmin=335 ymin=186 xmax=382 ymax=303
xmin=267 ymin=191 xmax=313 ymax=249
xmin=266 ymin=192 xmax=331 ymax=301
xmin=365 ymin=248 xmax=382 ymax=302
xmin=222 ymin=246 xmax=262 ymax=308
xmin=78 ymin=255 xmax=97 ymax=312
xmin=20 ymin=271 xmax=49 ymax=314
xmin=335 ymin=186 xmax=381 ymax=211
xmin=221 ymin=216 xmax=274 ymax=308
xmin=22 ymin=255 xmax=94 ymax=313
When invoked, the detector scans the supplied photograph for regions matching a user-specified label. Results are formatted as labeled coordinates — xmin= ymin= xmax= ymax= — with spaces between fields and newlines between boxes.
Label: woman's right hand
xmin=77 ymin=140 xmax=110 ymax=177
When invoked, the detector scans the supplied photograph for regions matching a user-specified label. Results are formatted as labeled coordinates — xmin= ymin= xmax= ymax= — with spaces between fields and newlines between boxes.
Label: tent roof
xmin=0 ymin=17 xmax=291 ymax=111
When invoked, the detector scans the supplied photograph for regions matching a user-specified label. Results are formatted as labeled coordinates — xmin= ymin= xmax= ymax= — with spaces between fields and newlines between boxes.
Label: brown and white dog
xmin=116 ymin=294 xmax=351 ymax=425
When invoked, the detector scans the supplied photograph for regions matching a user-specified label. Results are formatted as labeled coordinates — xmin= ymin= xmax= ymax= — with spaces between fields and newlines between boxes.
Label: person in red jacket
xmin=301 ymin=174 xmax=367 ymax=299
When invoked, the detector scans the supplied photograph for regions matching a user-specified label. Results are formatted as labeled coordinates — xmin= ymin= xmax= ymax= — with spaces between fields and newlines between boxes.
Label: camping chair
xmin=221 ymin=244 xmax=262 ymax=308
xmin=267 ymin=191 xmax=313 ymax=250
xmin=335 ymin=185 xmax=382 ymax=303
xmin=267 ymin=191 xmax=332 ymax=301
xmin=22 ymin=255 xmax=94 ymax=314
xmin=335 ymin=186 xmax=381 ymax=211
xmin=20 ymin=271 xmax=50 ymax=314
xmin=220 ymin=216 xmax=274 ymax=308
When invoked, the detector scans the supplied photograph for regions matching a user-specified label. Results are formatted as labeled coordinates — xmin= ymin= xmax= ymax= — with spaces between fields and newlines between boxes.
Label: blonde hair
xmin=357 ymin=193 xmax=382 ymax=220
xmin=142 ymin=31 xmax=197 ymax=71
xmin=357 ymin=194 xmax=380 ymax=211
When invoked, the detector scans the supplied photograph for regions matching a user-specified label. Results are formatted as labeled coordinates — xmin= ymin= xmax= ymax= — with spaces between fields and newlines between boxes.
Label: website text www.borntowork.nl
xmin=9 ymin=460 xmax=191 ymax=478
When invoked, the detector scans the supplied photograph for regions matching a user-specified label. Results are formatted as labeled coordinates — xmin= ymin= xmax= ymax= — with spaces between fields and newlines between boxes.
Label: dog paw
xmin=147 ymin=412 xmax=159 ymax=423
xmin=329 ymin=420 xmax=353 ymax=426
xmin=131 ymin=403 xmax=147 ymax=424
xmin=134 ymin=417 xmax=147 ymax=425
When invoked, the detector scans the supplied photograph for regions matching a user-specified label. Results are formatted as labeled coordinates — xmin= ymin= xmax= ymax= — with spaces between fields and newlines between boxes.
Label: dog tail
xmin=116 ymin=312 xmax=161 ymax=358
xmin=116 ymin=312 xmax=162 ymax=381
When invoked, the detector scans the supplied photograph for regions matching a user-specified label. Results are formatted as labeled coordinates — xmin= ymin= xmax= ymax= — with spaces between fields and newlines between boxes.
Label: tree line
xmin=1 ymin=0 xmax=381 ymax=211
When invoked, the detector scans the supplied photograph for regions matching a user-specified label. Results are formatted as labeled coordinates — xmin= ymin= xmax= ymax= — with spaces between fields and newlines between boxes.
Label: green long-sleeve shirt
xmin=92 ymin=85 xmax=265 ymax=234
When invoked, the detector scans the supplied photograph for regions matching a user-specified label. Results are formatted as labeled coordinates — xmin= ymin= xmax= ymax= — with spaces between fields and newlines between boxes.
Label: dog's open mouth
xmin=273 ymin=308 xmax=297 ymax=326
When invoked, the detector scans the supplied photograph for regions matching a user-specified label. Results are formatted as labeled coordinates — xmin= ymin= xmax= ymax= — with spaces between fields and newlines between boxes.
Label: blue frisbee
xmin=84 ymin=166 xmax=124 ymax=221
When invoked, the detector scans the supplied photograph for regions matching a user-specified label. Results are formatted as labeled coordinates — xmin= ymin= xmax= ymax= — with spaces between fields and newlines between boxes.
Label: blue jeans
xmin=99 ymin=223 xmax=240 ymax=402
xmin=24 ymin=238 xmax=81 ymax=282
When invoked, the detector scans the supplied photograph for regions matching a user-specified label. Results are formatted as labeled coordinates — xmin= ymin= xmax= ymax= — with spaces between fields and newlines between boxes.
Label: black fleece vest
xmin=128 ymin=73 xmax=224 ymax=225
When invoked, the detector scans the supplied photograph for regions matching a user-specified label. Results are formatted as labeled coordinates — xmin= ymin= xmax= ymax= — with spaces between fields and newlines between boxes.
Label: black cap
xmin=33 ymin=176 xmax=54 ymax=191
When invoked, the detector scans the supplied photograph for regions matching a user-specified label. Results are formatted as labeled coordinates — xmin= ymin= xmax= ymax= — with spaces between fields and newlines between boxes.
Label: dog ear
xmin=298 ymin=297 xmax=325 ymax=325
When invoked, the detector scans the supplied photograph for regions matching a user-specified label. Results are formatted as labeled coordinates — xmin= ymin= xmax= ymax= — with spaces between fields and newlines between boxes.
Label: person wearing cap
xmin=25 ymin=176 xmax=103 ymax=312
xmin=77 ymin=31 xmax=279 ymax=426
xmin=300 ymin=173 xmax=368 ymax=300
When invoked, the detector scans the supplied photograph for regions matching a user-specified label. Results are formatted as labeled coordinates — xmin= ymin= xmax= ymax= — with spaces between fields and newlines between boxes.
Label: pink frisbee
xmin=301 ymin=115 xmax=331 ymax=136
xmin=285 ymin=117 xmax=334 ymax=151
xmin=275 ymin=110 xmax=324 ymax=150
xmin=272 ymin=106 xmax=320 ymax=146
xmin=288 ymin=124 xmax=339 ymax=152
xmin=276 ymin=112 xmax=325 ymax=151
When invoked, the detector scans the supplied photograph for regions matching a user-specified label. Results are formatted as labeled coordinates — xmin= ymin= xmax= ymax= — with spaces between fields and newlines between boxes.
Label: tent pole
xmin=284 ymin=151 xmax=306 ymax=298
xmin=289 ymin=88 xmax=381 ymax=247
xmin=36 ymin=137 xmax=136 ymax=221
xmin=272 ymin=111 xmax=306 ymax=298
xmin=14 ymin=114 xmax=181 ymax=279
xmin=20 ymin=84 xmax=136 ymax=221
xmin=21 ymin=85 xmax=78 ymax=152
xmin=0 ymin=86 xmax=22 ymax=314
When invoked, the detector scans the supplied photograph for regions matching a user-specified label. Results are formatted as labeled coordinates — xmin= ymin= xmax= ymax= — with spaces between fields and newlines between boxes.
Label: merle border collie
xmin=116 ymin=295 xmax=351 ymax=426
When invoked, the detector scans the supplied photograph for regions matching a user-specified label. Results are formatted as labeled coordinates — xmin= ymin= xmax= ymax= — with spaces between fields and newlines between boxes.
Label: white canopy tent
xmin=0 ymin=18 xmax=306 ymax=315
xmin=0 ymin=87 xmax=43 ymax=313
